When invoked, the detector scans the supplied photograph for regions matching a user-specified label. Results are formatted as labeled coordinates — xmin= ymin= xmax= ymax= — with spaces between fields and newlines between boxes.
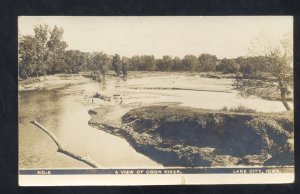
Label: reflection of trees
xmin=19 ymin=90 xmax=62 ymax=130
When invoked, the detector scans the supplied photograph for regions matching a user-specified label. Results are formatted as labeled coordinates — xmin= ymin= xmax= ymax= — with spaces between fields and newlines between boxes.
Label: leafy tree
xmin=156 ymin=55 xmax=173 ymax=71
xmin=140 ymin=55 xmax=156 ymax=71
xmin=236 ymin=56 xmax=269 ymax=75
xmin=198 ymin=54 xmax=218 ymax=72
xmin=234 ymin=33 xmax=293 ymax=110
xmin=47 ymin=26 xmax=68 ymax=74
xmin=33 ymin=24 xmax=49 ymax=76
xmin=64 ymin=50 xmax=86 ymax=73
xmin=217 ymin=58 xmax=240 ymax=73
xmin=121 ymin=56 xmax=129 ymax=77
xmin=112 ymin=54 xmax=122 ymax=76
xmin=19 ymin=24 xmax=49 ymax=77
xmin=19 ymin=35 xmax=37 ymax=78
xmin=182 ymin=55 xmax=199 ymax=71
xmin=18 ymin=24 xmax=68 ymax=77
xmin=90 ymin=52 xmax=110 ymax=81
xmin=81 ymin=52 xmax=91 ymax=72
xmin=172 ymin=57 xmax=183 ymax=71
xmin=128 ymin=55 xmax=141 ymax=71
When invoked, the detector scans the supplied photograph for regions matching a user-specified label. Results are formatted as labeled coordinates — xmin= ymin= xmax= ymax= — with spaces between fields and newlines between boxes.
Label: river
xmin=19 ymin=73 xmax=292 ymax=169
xmin=19 ymin=81 xmax=162 ymax=169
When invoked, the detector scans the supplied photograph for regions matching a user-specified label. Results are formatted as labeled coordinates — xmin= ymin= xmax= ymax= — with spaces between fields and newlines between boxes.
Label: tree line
xmin=19 ymin=24 xmax=274 ymax=79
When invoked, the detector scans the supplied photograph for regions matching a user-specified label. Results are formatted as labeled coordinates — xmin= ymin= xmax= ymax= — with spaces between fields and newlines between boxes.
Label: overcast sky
xmin=18 ymin=16 xmax=293 ymax=59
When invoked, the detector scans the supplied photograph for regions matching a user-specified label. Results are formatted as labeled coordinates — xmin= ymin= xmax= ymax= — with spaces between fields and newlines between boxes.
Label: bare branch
xmin=30 ymin=119 xmax=100 ymax=168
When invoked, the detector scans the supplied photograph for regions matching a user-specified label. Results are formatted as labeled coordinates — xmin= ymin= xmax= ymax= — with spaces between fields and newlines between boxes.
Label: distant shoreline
xmin=18 ymin=74 xmax=92 ymax=92
xmin=18 ymin=71 xmax=292 ymax=102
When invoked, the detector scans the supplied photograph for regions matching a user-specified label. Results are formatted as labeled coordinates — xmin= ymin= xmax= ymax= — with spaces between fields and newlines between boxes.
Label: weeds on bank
xmin=221 ymin=105 xmax=256 ymax=113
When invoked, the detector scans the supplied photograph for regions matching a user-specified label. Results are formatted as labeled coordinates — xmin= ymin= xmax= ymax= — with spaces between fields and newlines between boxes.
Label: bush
xmin=221 ymin=105 xmax=256 ymax=113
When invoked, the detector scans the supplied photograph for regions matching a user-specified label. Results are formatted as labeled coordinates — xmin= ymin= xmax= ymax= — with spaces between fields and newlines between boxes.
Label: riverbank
xmin=18 ymin=71 xmax=232 ymax=90
xmin=88 ymin=105 xmax=293 ymax=167
xmin=18 ymin=74 xmax=91 ymax=92
xmin=19 ymin=71 xmax=293 ymax=102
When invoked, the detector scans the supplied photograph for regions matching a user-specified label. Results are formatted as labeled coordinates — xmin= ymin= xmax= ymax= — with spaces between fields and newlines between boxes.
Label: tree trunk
xmin=30 ymin=119 xmax=100 ymax=168
xmin=280 ymin=87 xmax=291 ymax=111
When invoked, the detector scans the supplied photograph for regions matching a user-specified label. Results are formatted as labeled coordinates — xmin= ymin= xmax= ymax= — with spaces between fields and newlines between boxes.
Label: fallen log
xmin=29 ymin=119 xmax=100 ymax=168
xmin=92 ymin=93 xmax=111 ymax=102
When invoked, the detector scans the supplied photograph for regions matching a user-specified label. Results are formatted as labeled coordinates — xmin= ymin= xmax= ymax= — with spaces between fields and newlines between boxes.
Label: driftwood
xmin=93 ymin=93 xmax=111 ymax=101
xmin=30 ymin=119 xmax=100 ymax=168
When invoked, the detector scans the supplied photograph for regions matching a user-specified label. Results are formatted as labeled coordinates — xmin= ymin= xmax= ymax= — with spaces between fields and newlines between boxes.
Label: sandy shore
xmin=18 ymin=74 xmax=92 ymax=92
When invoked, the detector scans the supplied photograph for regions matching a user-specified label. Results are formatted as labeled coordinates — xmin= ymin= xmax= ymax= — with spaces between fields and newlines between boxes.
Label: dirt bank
xmin=89 ymin=105 xmax=293 ymax=167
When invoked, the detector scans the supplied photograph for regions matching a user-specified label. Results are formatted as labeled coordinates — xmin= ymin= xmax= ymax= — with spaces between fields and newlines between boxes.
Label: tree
xmin=128 ymin=55 xmax=141 ymax=71
xmin=140 ymin=55 xmax=156 ymax=71
xmin=234 ymin=33 xmax=293 ymax=111
xmin=90 ymin=52 xmax=110 ymax=81
xmin=18 ymin=24 xmax=49 ymax=77
xmin=19 ymin=35 xmax=37 ymax=78
xmin=182 ymin=55 xmax=199 ymax=71
xmin=236 ymin=56 xmax=269 ymax=75
xmin=156 ymin=55 xmax=173 ymax=71
xmin=47 ymin=26 xmax=68 ymax=74
xmin=112 ymin=54 xmax=122 ymax=76
xmin=81 ymin=52 xmax=91 ymax=72
xmin=64 ymin=50 xmax=86 ymax=73
xmin=18 ymin=24 xmax=68 ymax=78
xmin=121 ymin=57 xmax=128 ymax=77
xmin=198 ymin=54 xmax=218 ymax=72
xmin=217 ymin=58 xmax=240 ymax=73
xmin=33 ymin=24 xmax=49 ymax=76
xmin=172 ymin=57 xmax=183 ymax=71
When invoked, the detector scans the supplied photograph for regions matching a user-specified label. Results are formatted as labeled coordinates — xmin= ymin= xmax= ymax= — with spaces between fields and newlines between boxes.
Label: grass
xmin=221 ymin=105 xmax=256 ymax=113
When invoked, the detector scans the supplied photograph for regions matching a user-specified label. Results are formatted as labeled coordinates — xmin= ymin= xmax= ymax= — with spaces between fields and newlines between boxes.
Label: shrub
xmin=221 ymin=105 xmax=256 ymax=113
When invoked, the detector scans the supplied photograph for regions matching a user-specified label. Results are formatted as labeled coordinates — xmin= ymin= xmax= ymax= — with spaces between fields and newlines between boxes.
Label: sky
xmin=18 ymin=16 xmax=293 ymax=59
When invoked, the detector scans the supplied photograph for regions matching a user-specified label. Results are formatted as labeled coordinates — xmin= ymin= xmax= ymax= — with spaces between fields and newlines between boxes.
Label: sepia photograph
xmin=18 ymin=16 xmax=294 ymax=185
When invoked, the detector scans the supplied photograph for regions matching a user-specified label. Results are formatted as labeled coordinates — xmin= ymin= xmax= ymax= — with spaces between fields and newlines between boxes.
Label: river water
xmin=19 ymin=82 xmax=161 ymax=169
xmin=19 ymin=74 xmax=293 ymax=169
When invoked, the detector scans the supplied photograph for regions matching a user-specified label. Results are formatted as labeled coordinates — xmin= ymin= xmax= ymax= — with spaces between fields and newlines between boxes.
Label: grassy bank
xmin=89 ymin=105 xmax=293 ymax=167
